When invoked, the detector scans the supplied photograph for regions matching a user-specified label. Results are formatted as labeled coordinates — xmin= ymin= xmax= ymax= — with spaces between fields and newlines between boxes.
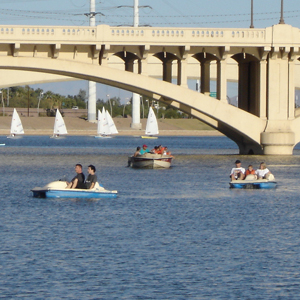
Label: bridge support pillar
xmin=261 ymin=132 xmax=295 ymax=155
xmin=201 ymin=61 xmax=210 ymax=95
xmin=217 ymin=59 xmax=227 ymax=102
xmin=131 ymin=93 xmax=142 ymax=129
xmin=88 ymin=81 xmax=96 ymax=122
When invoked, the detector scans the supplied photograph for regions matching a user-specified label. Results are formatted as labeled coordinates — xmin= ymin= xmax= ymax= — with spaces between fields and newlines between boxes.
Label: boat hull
xmin=129 ymin=153 xmax=172 ymax=169
xmin=31 ymin=181 xmax=117 ymax=198
xmin=230 ymin=179 xmax=277 ymax=189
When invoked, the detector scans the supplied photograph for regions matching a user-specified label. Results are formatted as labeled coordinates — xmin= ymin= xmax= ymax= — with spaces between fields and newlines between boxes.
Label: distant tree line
xmin=1 ymin=86 xmax=187 ymax=119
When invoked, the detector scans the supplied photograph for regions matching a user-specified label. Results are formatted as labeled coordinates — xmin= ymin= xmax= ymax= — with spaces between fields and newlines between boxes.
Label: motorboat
xmin=128 ymin=153 xmax=173 ymax=169
xmin=141 ymin=106 xmax=159 ymax=139
xmin=51 ymin=109 xmax=68 ymax=138
xmin=95 ymin=107 xmax=118 ymax=138
xmin=8 ymin=108 xmax=24 ymax=138
xmin=31 ymin=181 xmax=118 ymax=198
xmin=229 ymin=174 xmax=277 ymax=189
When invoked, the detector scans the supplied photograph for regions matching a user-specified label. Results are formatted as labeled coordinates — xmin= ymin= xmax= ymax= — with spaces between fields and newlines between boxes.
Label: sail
xmin=97 ymin=109 xmax=102 ymax=135
xmin=10 ymin=108 xmax=24 ymax=135
xmin=106 ymin=110 xmax=118 ymax=135
xmin=53 ymin=109 xmax=68 ymax=135
xmin=145 ymin=107 xmax=159 ymax=136
xmin=99 ymin=107 xmax=110 ymax=135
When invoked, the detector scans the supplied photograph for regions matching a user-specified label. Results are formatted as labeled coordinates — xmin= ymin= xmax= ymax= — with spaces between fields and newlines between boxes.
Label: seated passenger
xmin=156 ymin=145 xmax=165 ymax=154
xmin=85 ymin=165 xmax=97 ymax=189
xmin=245 ymin=165 xmax=257 ymax=180
xmin=256 ymin=162 xmax=273 ymax=179
xmin=163 ymin=146 xmax=171 ymax=155
xmin=150 ymin=146 xmax=159 ymax=154
xmin=230 ymin=160 xmax=245 ymax=181
xmin=133 ymin=146 xmax=141 ymax=157
xmin=66 ymin=164 xmax=86 ymax=189
xmin=140 ymin=144 xmax=150 ymax=155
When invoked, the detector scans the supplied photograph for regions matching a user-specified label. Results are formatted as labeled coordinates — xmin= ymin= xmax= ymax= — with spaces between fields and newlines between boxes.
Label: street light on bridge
xmin=279 ymin=0 xmax=285 ymax=24
xmin=250 ymin=0 xmax=254 ymax=28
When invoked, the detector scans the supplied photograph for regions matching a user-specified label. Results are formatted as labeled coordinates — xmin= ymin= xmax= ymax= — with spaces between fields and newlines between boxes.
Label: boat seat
xmin=245 ymin=174 xmax=257 ymax=181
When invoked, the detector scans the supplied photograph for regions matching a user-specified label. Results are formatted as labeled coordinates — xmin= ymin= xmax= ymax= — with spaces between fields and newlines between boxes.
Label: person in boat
xmin=150 ymin=146 xmax=159 ymax=154
xmin=256 ymin=162 xmax=272 ymax=179
xmin=133 ymin=146 xmax=141 ymax=157
xmin=156 ymin=145 xmax=165 ymax=154
xmin=245 ymin=164 xmax=257 ymax=180
xmin=245 ymin=165 xmax=256 ymax=176
xmin=163 ymin=146 xmax=171 ymax=156
xmin=230 ymin=160 xmax=245 ymax=181
xmin=85 ymin=165 xmax=97 ymax=189
xmin=66 ymin=163 xmax=86 ymax=189
xmin=140 ymin=144 xmax=150 ymax=155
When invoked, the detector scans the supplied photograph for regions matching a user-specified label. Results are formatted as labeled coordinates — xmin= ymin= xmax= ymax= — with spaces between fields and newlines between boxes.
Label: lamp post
xmin=123 ymin=98 xmax=129 ymax=117
xmin=279 ymin=0 xmax=285 ymax=24
xmin=250 ymin=0 xmax=254 ymax=28
xmin=0 ymin=90 xmax=4 ymax=116
xmin=106 ymin=94 xmax=112 ymax=116
xmin=37 ymin=92 xmax=43 ymax=116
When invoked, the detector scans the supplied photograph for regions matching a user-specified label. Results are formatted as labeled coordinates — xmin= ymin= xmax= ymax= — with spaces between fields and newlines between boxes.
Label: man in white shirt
xmin=230 ymin=160 xmax=245 ymax=181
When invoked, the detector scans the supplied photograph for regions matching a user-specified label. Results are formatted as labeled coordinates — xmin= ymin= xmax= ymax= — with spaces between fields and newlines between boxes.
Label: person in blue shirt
xmin=140 ymin=144 xmax=150 ymax=155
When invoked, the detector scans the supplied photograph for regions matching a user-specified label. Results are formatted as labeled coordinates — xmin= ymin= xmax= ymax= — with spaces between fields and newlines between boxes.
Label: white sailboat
xmin=51 ymin=109 xmax=68 ymax=138
xmin=95 ymin=107 xmax=118 ymax=138
xmin=106 ymin=109 xmax=118 ymax=135
xmin=141 ymin=106 xmax=159 ymax=139
xmin=95 ymin=109 xmax=103 ymax=138
xmin=8 ymin=108 xmax=24 ymax=138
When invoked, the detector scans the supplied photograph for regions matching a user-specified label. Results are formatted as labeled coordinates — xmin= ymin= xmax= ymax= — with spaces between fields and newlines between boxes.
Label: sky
xmin=0 ymin=0 xmax=299 ymax=101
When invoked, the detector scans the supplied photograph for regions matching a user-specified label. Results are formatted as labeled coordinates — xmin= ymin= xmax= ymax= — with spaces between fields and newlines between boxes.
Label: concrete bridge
xmin=0 ymin=23 xmax=300 ymax=154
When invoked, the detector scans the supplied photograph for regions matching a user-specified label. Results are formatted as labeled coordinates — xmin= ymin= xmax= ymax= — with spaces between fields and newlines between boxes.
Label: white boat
xmin=95 ymin=107 xmax=118 ymax=138
xmin=8 ymin=108 xmax=24 ymax=138
xmin=31 ymin=180 xmax=118 ymax=198
xmin=141 ymin=106 xmax=159 ymax=139
xmin=128 ymin=153 xmax=173 ymax=169
xmin=51 ymin=109 xmax=68 ymax=138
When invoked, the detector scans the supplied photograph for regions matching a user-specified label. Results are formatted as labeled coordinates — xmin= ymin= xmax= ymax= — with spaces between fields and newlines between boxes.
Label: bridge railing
xmin=0 ymin=24 xmax=269 ymax=45
xmin=1 ymin=24 xmax=300 ymax=48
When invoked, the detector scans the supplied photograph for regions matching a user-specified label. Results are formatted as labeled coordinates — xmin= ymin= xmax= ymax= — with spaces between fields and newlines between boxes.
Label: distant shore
xmin=0 ymin=116 xmax=223 ymax=136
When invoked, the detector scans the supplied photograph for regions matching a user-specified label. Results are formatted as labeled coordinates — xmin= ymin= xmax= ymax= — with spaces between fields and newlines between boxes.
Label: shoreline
xmin=0 ymin=129 xmax=223 ymax=136
xmin=0 ymin=116 xmax=223 ymax=137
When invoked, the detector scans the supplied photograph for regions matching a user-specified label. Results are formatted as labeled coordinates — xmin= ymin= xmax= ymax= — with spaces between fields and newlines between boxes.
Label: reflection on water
xmin=1 ymin=136 xmax=300 ymax=299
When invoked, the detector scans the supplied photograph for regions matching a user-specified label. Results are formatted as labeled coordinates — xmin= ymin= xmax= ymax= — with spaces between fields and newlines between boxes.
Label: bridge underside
xmin=0 ymin=55 xmax=299 ymax=155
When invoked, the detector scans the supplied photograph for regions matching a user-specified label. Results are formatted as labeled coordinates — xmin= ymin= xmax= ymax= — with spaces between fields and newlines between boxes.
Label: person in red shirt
xmin=245 ymin=165 xmax=256 ymax=178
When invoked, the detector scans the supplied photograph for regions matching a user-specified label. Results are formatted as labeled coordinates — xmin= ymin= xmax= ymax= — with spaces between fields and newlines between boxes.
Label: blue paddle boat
xmin=31 ymin=181 xmax=118 ymax=198
xmin=229 ymin=174 xmax=276 ymax=189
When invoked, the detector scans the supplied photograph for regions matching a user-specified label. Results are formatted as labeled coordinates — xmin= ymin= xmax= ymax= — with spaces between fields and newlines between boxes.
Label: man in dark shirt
xmin=85 ymin=165 xmax=97 ymax=189
xmin=66 ymin=164 xmax=86 ymax=189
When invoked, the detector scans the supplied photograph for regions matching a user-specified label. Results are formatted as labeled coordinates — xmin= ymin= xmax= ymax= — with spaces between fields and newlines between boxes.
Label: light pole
xmin=123 ymin=98 xmax=129 ymax=117
xmin=0 ymin=90 xmax=4 ymax=116
xmin=250 ymin=0 xmax=254 ymax=28
xmin=37 ymin=92 xmax=43 ymax=116
xmin=279 ymin=0 xmax=285 ymax=24
xmin=106 ymin=94 xmax=112 ymax=116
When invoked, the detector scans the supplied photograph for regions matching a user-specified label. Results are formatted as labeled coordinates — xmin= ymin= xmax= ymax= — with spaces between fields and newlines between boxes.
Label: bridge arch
xmin=0 ymin=56 xmax=268 ymax=154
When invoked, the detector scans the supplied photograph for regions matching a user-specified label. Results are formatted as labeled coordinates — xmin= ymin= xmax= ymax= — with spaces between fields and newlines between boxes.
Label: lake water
xmin=1 ymin=135 xmax=300 ymax=299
